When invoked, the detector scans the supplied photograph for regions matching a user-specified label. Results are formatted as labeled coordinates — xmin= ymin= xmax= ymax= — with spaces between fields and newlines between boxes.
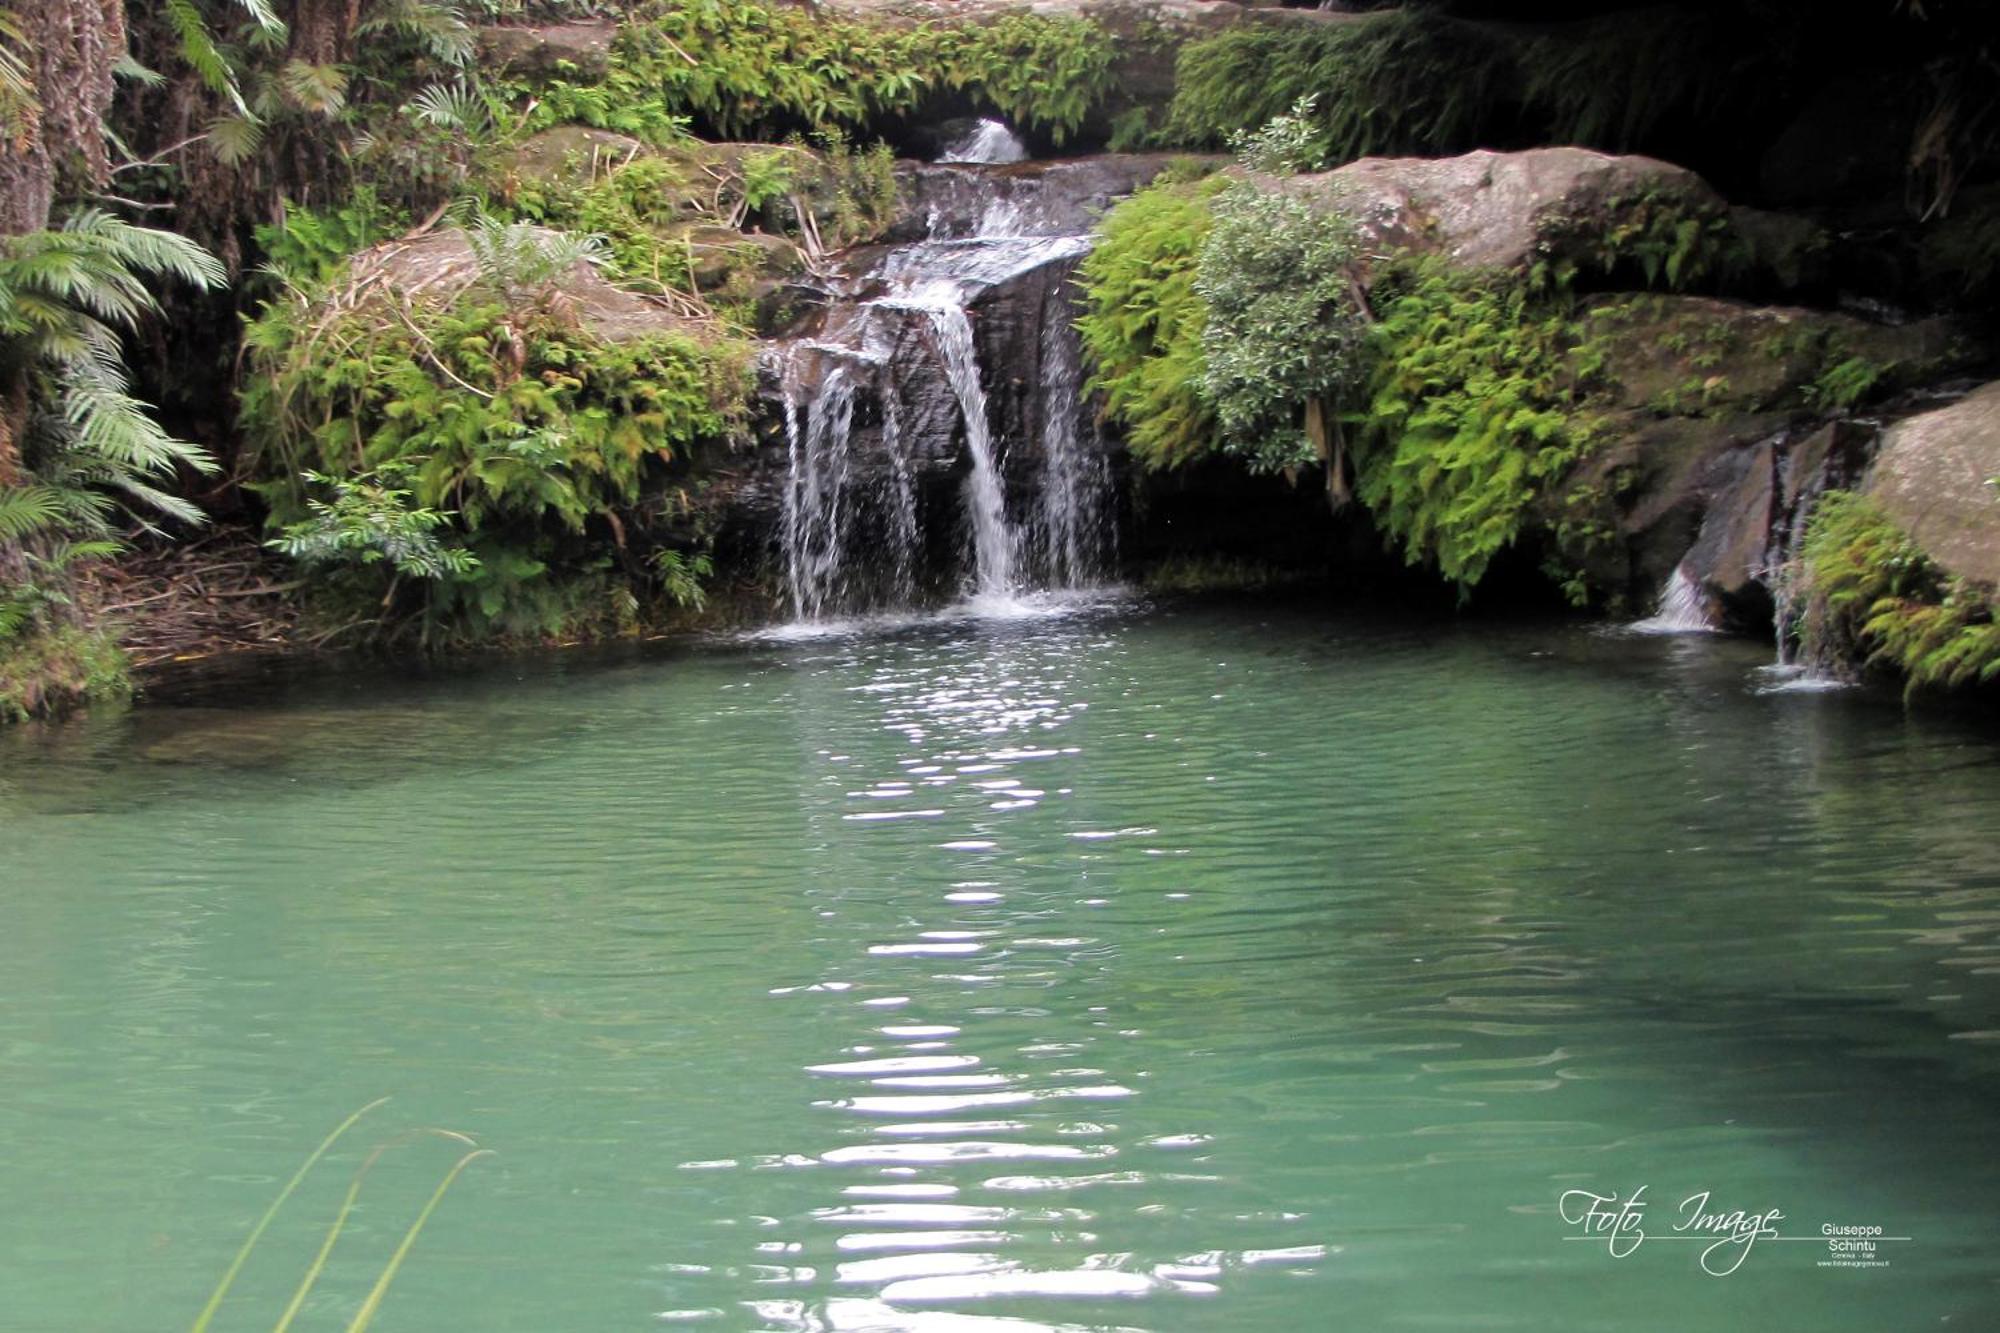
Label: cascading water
xmin=938 ymin=118 xmax=1028 ymax=165
xmin=767 ymin=153 xmax=1127 ymax=622
xmin=1630 ymin=564 xmax=1715 ymax=634
xmin=1031 ymin=276 xmax=1111 ymax=586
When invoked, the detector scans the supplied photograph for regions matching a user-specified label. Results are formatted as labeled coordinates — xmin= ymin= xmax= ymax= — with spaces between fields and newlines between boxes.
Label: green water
xmin=4 ymin=600 xmax=2000 ymax=1331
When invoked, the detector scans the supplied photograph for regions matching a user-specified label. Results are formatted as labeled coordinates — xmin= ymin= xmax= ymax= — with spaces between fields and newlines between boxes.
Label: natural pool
xmin=3 ymin=599 xmax=1998 ymax=1330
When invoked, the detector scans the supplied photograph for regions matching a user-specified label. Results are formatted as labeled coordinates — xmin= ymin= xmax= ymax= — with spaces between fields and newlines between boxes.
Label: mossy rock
xmin=1302 ymin=148 xmax=1720 ymax=275
xmin=1582 ymin=294 xmax=1962 ymax=418
xmin=1865 ymin=382 xmax=2000 ymax=587
xmin=476 ymin=21 xmax=617 ymax=83
xmin=511 ymin=127 xmax=654 ymax=188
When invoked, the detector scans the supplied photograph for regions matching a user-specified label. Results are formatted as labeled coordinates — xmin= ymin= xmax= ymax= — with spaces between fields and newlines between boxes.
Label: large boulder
xmin=344 ymin=228 xmax=701 ymax=343
xmin=1307 ymin=148 xmax=1721 ymax=274
xmin=475 ymin=21 xmax=617 ymax=82
xmin=1864 ymin=382 xmax=2000 ymax=586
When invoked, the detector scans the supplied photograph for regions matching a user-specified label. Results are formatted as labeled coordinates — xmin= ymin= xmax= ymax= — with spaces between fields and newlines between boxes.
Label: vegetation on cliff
xmin=242 ymin=219 xmax=751 ymax=644
xmin=1794 ymin=490 xmax=2000 ymax=695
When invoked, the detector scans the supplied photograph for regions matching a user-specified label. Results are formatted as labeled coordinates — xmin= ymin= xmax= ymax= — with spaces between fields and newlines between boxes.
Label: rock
xmin=344 ymin=228 xmax=702 ymax=343
xmin=475 ymin=21 xmax=617 ymax=82
xmin=1864 ymin=381 xmax=2000 ymax=586
xmin=1553 ymin=293 xmax=1965 ymax=611
xmin=510 ymin=127 xmax=651 ymax=188
xmin=1306 ymin=147 xmax=1720 ymax=274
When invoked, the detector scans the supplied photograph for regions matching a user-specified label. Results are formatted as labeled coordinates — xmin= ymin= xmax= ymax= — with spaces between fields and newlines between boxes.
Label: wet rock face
xmin=1865 ymin=382 xmax=2000 ymax=587
xmin=1552 ymin=293 xmax=1964 ymax=616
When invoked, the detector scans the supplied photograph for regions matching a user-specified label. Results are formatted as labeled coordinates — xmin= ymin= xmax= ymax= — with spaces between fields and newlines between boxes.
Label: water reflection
xmin=2 ymin=604 xmax=2000 ymax=1329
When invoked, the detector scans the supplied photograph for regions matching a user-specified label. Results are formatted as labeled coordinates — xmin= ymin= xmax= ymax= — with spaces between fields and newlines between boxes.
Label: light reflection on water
xmin=2 ymin=601 xmax=2000 ymax=1330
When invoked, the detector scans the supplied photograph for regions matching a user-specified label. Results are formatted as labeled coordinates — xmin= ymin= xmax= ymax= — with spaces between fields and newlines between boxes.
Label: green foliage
xmin=255 ymin=189 xmax=408 ymax=287
xmin=526 ymin=0 xmax=1116 ymax=145
xmin=1530 ymin=184 xmax=1739 ymax=294
xmin=1194 ymin=180 xmax=1365 ymax=474
xmin=1804 ymin=356 xmax=1886 ymax=412
xmin=270 ymin=467 xmax=481 ymax=580
xmin=0 ymin=211 xmax=224 ymax=719
xmin=0 ymin=623 xmax=129 ymax=723
xmin=1358 ymin=263 xmax=1603 ymax=591
xmin=1797 ymin=490 xmax=2000 ymax=694
xmin=1165 ymin=7 xmax=1741 ymax=165
xmin=241 ymin=249 xmax=753 ymax=642
xmin=1168 ymin=11 xmax=1506 ymax=159
xmin=1074 ymin=177 xmax=1223 ymax=470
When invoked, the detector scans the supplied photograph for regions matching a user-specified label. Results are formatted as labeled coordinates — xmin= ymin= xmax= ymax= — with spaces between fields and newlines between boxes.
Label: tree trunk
xmin=1305 ymin=395 xmax=1351 ymax=511
xmin=0 ymin=0 xmax=124 ymax=237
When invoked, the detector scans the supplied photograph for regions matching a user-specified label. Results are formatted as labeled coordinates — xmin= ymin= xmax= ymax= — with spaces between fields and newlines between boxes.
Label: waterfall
xmin=938 ymin=118 xmax=1028 ymax=165
xmin=1630 ymin=564 xmax=1715 ymax=634
xmin=768 ymin=156 xmax=1119 ymax=623
xmin=1031 ymin=278 xmax=1110 ymax=586
xmin=775 ymin=350 xmax=921 ymax=620
xmin=917 ymin=298 xmax=1017 ymax=600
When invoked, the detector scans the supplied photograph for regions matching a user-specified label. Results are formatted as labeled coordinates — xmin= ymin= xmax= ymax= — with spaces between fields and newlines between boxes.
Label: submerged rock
xmin=1865 ymin=381 xmax=2000 ymax=587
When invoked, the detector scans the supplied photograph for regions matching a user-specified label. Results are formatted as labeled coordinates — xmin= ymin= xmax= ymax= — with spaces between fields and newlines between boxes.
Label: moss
xmin=0 ymin=624 xmax=130 ymax=723
xmin=1795 ymin=490 xmax=2000 ymax=695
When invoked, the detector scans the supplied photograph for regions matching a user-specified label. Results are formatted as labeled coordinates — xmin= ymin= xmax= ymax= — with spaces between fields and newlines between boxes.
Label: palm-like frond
xmin=164 ymin=0 xmax=250 ymax=116
xmin=357 ymin=0 xmax=476 ymax=68
xmin=0 ymin=8 xmax=40 ymax=149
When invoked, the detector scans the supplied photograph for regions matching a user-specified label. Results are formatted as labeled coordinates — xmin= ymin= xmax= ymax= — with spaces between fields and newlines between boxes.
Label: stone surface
xmin=346 ymin=228 xmax=701 ymax=342
xmin=1866 ymin=381 xmax=2000 ymax=587
xmin=1306 ymin=148 xmax=1720 ymax=274
xmin=475 ymin=21 xmax=617 ymax=82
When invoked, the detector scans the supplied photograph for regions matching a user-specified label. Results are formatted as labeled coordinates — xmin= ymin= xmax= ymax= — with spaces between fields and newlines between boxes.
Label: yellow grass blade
xmin=345 ymin=1146 xmax=494 ymax=1333
xmin=190 ymin=1096 xmax=390 ymax=1333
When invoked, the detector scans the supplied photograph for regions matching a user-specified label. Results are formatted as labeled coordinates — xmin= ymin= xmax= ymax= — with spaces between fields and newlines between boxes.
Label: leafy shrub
xmin=1194 ymin=179 xmax=1366 ymax=478
xmin=242 ymin=239 xmax=753 ymax=642
xmin=1796 ymin=489 xmax=2000 ymax=694
xmin=1358 ymin=262 xmax=1604 ymax=591
xmin=1074 ymin=173 xmax=1224 ymax=470
xmin=526 ymin=0 xmax=1116 ymax=145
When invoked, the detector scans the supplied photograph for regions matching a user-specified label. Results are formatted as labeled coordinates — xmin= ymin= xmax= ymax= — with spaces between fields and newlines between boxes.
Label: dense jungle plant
xmin=242 ymin=222 xmax=752 ymax=642
xmin=522 ymin=0 xmax=1117 ymax=145
xmin=1074 ymin=170 xmax=1223 ymax=471
xmin=1164 ymin=6 xmax=1747 ymax=166
xmin=1358 ymin=262 xmax=1604 ymax=592
xmin=1794 ymin=489 xmax=2000 ymax=694
xmin=0 ymin=210 xmax=226 ymax=714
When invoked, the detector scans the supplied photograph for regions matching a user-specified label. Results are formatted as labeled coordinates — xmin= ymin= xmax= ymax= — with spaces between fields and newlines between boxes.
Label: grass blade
xmin=272 ymin=1129 xmax=472 ymax=1333
xmin=190 ymin=1096 xmax=390 ymax=1333
xmin=345 ymin=1146 xmax=494 ymax=1333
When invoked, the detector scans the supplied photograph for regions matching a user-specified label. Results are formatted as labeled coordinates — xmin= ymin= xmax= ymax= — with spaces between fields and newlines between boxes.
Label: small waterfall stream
xmin=768 ymin=145 xmax=1122 ymax=623
xmin=911 ymin=295 xmax=1016 ymax=600
xmin=1630 ymin=564 xmax=1716 ymax=634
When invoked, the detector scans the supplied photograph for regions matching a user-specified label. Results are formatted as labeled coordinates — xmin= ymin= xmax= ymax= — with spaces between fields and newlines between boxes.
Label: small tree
xmin=1193 ymin=98 xmax=1368 ymax=502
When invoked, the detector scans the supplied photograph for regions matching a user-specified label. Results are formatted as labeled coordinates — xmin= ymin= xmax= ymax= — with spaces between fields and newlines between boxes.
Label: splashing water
xmin=937 ymin=118 xmax=1028 ymax=165
xmin=1630 ymin=565 xmax=1716 ymax=634
xmin=770 ymin=161 xmax=1111 ymax=624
